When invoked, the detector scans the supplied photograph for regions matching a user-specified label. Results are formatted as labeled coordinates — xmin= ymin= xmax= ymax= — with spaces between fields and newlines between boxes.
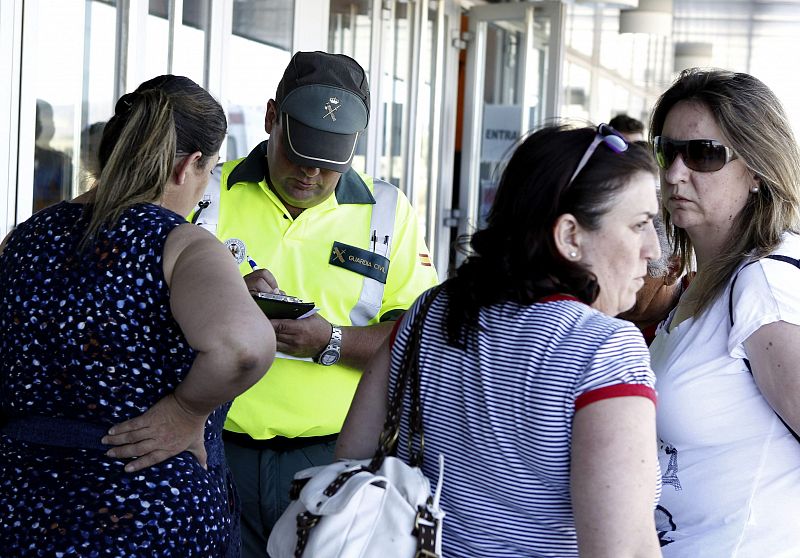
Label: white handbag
xmin=267 ymin=455 xmax=445 ymax=558
xmin=267 ymin=286 xmax=446 ymax=558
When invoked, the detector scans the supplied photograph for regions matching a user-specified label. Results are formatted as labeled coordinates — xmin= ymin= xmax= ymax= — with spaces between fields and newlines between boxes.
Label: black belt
xmin=2 ymin=415 xmax=110 ymax=451
xmin=2 ymin=415 xmax=226 ymax=468
xmin=222 ymin=430 xmax=338 ymax=452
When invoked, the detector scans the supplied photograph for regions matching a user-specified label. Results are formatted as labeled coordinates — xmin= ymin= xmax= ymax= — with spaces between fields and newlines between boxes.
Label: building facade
xmin=3 ymin=0 xmax=798 ymax=274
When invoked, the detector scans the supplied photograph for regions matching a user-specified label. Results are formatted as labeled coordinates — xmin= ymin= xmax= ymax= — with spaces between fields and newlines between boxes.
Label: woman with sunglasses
xmin=336 ymin=124 xmax=663 ymax=557
xmin=649 ymin=69 xmax=800 ymax=555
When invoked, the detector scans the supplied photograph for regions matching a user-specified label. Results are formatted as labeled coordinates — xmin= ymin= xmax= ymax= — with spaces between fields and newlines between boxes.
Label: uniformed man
xmin=193 ymin=51 xmax=439 ymax=556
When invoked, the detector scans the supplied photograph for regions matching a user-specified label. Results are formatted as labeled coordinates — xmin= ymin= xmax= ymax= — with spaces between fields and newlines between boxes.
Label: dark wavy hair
xmin=444 ymin=124 xmax=656 ymax=348
xmin=609 ymin=114 xmax=644 ymax=135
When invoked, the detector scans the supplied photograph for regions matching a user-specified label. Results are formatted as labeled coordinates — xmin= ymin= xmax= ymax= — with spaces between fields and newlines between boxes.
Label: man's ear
xmin=174 ymin=151 xmax=203 ymax=185
xmin=553 ymin=213 xmax=582 ymax=261
xmin=265 ymin=99 xmax=278 ymax=135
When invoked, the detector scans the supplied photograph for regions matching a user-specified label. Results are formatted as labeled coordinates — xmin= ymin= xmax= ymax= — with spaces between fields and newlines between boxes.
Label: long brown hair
xmin=649 ymin=69 xmax=800 ymax=315
xmin=81 ymin=75 xmax=226 ymax=248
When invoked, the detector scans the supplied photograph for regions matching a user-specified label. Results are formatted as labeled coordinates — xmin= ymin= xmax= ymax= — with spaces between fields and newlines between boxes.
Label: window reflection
xmin=79 ymin=121 xmax=106 ymax=193
xmin=173 ymin=0 xmax=209 ymax=88
xmin=477 ymin=20 xmax=530 ymax=227
xmin=328 ymin=0 xmax=442 ymax=245
xmin=145 ymin=0 xmax=171 ymax=78
xmin=566 ymin=4 xmax=595 ymax=57
xmin=563 ymin=62 xmax=590 ymax=122
xmin=382 ymin=2 xmax=410 ymax=189
xmin=33 ymin=100 xmax=73 ymax=213
xmin=329 ymin=0 xmax=373 ymax=174
xmin=411 ymin=5 xmax=438 ymax=240
xmin=30 ymin=1 xmax=83 ymax=212
xmin=83 ymin=2 xmax=116 ymax=136
xmin=27 ymin=1 xmax=118 ymax=212
xmin=234 ymin=0 xmax=292 ymax=50
xmin=224 ymin=0 xmax=294 ymax=161
xmin=145 ymin=0 xmax=296 ymax=163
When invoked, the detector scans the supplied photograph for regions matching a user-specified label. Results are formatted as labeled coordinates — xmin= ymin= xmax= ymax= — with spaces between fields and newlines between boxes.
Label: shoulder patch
xmin=224 ymin=238 xmax=247 ymax=265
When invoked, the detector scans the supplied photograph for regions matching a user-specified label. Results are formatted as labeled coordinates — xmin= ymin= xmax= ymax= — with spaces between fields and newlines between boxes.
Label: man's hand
xmin=102 ymin=394 xmax=208 ymax=473
xmin=244 ymin=268 xmax=283 ymax=295
xmin=272 ymin=314 xmax=333 ymax=358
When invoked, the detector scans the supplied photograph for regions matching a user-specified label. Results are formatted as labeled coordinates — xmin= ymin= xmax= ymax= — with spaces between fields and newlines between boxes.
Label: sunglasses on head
xmin=653 ymin=136 xmax=738 ymax=173
xmin=567 ymin=123 xmax=629 ymax=187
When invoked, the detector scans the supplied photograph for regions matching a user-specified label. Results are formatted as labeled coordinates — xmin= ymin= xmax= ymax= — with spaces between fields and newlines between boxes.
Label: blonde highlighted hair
xmin=81 ymin=75 xmax=226 ymax=248
xmin=649 ymin=68 xmax=800 ymax=315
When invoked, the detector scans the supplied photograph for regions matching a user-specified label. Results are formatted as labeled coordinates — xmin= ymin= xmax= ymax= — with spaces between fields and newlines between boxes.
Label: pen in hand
xmin=246 ymin=257 xmax=282 ymax=295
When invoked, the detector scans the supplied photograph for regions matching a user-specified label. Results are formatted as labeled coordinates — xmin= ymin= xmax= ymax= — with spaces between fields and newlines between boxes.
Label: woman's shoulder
xmin=728 ymin=233 xmax=800 ymax=330
xmin=586 ymin=312 xmax=649 ymax=352
xmin=122 ymin=202 xmax=186 ymax=225
xmin=547 ymin=298 xmax=641 ymax=333
xmin=5 ymin=202 xmax=81 ymax=243
xmin=739 ymin=233 xmax=800 ymax=284
xmin=572 ymin=312 xmax=654 ymax=392
xmin=517 ymin=298 xmax=647 ymax=352
xmin=108 ymin=204 xmax=189 ymax=245
xmin=772 ymin=232 xmax=800 ymax=258
xmin=25 ymin=200 xmax=80 ymax=224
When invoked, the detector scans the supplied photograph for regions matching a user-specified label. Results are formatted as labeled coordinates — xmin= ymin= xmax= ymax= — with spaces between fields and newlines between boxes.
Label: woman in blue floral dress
xmin=0 ymin=75 xmax=275 ymax=556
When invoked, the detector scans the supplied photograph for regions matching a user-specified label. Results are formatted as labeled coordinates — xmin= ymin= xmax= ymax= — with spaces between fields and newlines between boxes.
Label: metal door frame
xmin=457 ymin=0 xmax=565 ymax=249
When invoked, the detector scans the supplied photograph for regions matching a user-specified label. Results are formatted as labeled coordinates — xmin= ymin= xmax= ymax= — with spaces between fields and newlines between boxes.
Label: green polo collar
xmin=226 ymin=140 xmax=375 ymax=205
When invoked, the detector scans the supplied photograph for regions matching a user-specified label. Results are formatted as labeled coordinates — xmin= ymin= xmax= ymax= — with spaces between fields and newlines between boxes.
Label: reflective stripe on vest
xmin=349 ymin=178 xmax=399 ymax=326
xmin=193 ymin=166 xmax=400 ymax=326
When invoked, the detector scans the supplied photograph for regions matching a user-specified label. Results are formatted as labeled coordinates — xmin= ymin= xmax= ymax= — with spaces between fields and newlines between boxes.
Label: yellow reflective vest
xmin=194 ymin=141 xmax=439 ymax=439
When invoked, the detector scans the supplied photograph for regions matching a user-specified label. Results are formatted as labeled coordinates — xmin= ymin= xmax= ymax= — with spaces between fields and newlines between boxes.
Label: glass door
xmin=457 ymin=1 xmax=565 ymax=245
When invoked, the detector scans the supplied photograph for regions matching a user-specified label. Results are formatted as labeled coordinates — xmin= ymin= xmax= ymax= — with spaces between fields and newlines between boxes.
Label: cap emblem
xmin=323 ymin=97 xmax=341 ymax=121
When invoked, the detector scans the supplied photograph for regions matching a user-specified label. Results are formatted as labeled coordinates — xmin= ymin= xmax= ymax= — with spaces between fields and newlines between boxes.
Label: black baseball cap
xmin=275 ymin=51 xmax=370 ymax=173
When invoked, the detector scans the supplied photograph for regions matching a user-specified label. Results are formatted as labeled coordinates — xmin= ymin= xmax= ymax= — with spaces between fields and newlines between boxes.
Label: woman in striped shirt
xmin=337 ymin=124 xmax=663 ymax=557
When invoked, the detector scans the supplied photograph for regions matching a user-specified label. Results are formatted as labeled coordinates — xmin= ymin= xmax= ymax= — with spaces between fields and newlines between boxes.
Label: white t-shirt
xmin=652 ymin=233 xmax=800 ymax=557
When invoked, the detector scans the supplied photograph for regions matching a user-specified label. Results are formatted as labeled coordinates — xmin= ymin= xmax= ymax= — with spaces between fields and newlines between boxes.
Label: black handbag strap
xmin=728 ymin=255 xmax=800 ymax=326
xmin=370 ymin=284 xmax=444 ymax=471
xmin=728 ymin=254 xmax=800 ymax=443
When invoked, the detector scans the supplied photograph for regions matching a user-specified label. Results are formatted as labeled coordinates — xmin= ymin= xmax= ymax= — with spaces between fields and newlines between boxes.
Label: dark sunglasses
xmin=653 ymin=136 xmax=738 ymax=173
xmin=567 ymin=123 xmax=628 ymax=187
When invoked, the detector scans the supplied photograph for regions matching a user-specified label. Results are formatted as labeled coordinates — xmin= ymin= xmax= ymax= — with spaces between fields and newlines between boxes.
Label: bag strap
xmin=729 ymin=254 xmax=800 ymax=443
xmin=292 ymin=285 xmax=446 ymax=558
xmin=728 ymin=255 xmax=800 ymax=326
xmin=370 ymin=284 xmax=444 ymax=471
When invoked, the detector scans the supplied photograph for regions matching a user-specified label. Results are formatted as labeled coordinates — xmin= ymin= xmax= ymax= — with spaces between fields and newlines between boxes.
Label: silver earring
xmin=751 ymin=186 xmax=759 ymax=194
xmin=569 ymin=251 xmax=578 ymax=259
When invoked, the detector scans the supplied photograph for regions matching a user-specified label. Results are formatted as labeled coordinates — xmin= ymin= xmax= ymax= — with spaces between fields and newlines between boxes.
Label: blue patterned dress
xmin=0 ymin=202 xmax=239 ymax=557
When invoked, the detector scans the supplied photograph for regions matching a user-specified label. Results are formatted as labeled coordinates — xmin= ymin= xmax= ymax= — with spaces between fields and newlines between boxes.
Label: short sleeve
xmin=729 ymin=256 xmax=800 ymax=359
xmin=574 ymin=322 xmax=657 ymax=411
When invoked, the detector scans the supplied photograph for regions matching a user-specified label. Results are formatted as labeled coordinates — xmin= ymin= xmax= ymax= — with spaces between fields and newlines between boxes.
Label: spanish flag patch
xmin=419 ymin=253 xmax=432 ymax=266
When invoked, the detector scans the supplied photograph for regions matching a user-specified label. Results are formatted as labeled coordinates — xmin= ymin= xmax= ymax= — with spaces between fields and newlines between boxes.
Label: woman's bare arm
xmin=745 ymin=320 xmax=800 ymax=434
xmin=103 ymin=224 xmax=276 ymax=471
xmin=335 ymin=336 xmax=393 ymax=460
xmin=571 ymin=396 xmax=661 ymax=558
